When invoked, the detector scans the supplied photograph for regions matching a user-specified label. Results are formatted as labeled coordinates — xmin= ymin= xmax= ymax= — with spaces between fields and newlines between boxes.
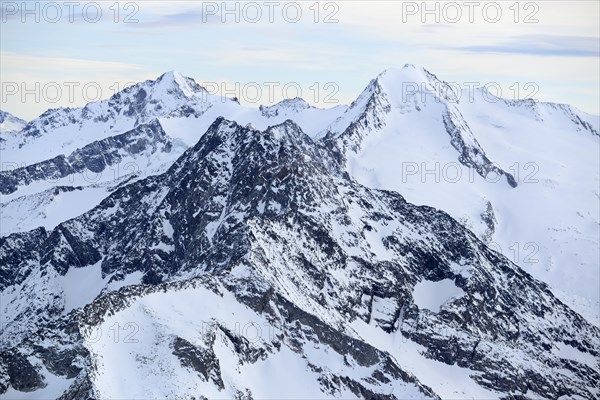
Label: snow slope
xmin=83 ymin=280 xmax=431 ymax=399
xmin=326 ymin=65 xmax=600 ymax=325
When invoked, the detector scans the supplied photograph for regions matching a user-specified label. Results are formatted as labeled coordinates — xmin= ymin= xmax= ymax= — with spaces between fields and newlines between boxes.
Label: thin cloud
xmin=422 ymin=24 xmax=455 ymax=30
xmin=0 ymin=52 xmax=145 ymax=72
xmin=134 ymin=10 xmax=220 ymax=29
xmin=1 ymin=2 xmax=116 ymax=24
xmin=456 ymin=35 xmax=599 ymax=58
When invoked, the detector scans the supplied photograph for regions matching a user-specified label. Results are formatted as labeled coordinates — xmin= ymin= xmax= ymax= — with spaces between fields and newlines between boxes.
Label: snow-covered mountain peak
xmin=260 ymin=97 xmax=312 ymax=117
xmin=154 ymin=70 xmax=207 ymax=98
xmin=266 ymin=119 xmax=304 ymax=137
xmin=324 ymin=64 xmax=449 ymax=142
xmin=159 ymin=70 xmax=186 ymax=84
xmin=106 ymin=70 xmax=208 ymax=111
xmin=380 ymin=63 xmax=427 ymax=78
xmin=0 ymin=110 xmax=26 ymax=135
xmin=6 ymin=71 xmax=218 ymax=162
xmin=321 ymin=76 xmax=391 ymax=152
xmin=377 ymin=65 xmax=460 ymax=105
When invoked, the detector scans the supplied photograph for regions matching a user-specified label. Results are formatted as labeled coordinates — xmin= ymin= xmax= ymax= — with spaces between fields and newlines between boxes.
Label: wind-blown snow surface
xmin=1 ymin=68 xmax=599 ymax=399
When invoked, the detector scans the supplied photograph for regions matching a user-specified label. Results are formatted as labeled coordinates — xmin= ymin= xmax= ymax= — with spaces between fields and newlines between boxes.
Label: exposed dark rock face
xmin=0 ymin=226 xmax=47 ymax=288
xmin=480 ymin=201 xmax=497 ymax=243
xmin=442 ymin=112 xmax=517 ymax=188
xmin=1 ymin=118 xmax=598 ymax=399
xmin=0 ymin=120 xmax=172 ymax=195
xmin=2 ymin=351 xmax=46 ymax=392
xmin=172 ymin=336 xmax=225 ymax=389
xmin=323 ymin=78 xmax=391 ymax=155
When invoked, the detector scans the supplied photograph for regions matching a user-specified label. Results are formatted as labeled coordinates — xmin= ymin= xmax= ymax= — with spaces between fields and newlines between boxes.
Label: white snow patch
xmin=412 ymin=279 xmax=465 ymax=312
xmin=106 ymin=271 xmax=144 ymax=292
xmin=58 ymin=260 xmax=109 ymax=314
xmin=150 ymin=242 xmax=174 ymax=252
xmin=162 ymin=218 xmax=174 ymax=238
xmin=553 ymin=342 xmax=599 ymax=368
xmin=450 ymin=261 xmax=474 ymax=279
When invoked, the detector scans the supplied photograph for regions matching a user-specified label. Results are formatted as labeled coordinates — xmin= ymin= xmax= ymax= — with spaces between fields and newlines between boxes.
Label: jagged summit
xmin=266 ymin=118 xmax=306 ymax=135
xmin=153 ymin=70 xmax=207 ymax=97
xmin=259 ymin=97 xmax=312 ymax=117
xmin=10 ymin=71 xmax=216 ymax=161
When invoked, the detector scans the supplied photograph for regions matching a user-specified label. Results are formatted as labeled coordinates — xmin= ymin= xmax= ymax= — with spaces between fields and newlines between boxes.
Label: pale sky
xmin=1 ymin=0 xmax=599 ymax=120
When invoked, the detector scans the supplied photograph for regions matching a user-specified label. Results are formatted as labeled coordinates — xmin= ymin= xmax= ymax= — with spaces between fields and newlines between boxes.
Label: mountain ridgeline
xmin=1 ymin=66 xmax=599 ymax=399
